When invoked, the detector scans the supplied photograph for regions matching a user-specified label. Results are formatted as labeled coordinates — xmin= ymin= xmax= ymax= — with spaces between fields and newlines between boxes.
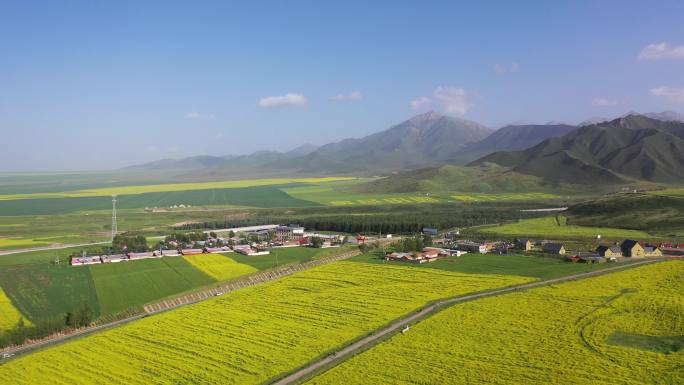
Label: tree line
xmin=175 ymin=207 xmax=541 ymax=235
xmin=0 ymin=303 xmax=94 ymax=349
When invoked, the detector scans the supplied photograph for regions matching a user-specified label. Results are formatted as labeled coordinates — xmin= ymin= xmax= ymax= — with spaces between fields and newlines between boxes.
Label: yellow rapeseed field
xmin=0 ymin=177 xmax=356 ymax=201
xmin=0 ymin=286 xmax=27 ymax=332
xmin=308 ymin=261 xmax=684 ymax=385
xmin=0 ymin=261 xmax=530 ymax=384
xmin=182 ymin=253 xmax=257 ymax=281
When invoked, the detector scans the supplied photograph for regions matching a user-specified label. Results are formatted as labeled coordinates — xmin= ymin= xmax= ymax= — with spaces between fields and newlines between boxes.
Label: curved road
xmin=271 ymin=258 xmax=666 ymax=385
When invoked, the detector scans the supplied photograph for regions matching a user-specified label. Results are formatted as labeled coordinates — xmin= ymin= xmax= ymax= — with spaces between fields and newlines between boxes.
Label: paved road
xmin=0 ymin=242 xmax=110 ymax=256
xmin=271 ymin=258 xmax=665 ymax=385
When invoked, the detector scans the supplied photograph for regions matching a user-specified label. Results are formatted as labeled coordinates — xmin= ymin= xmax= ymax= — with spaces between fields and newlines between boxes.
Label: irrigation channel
xmin=269 ymin=257 xmax=669 ymax=385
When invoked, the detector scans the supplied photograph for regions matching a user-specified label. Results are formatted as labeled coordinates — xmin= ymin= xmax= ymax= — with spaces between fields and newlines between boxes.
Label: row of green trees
xmin=391 ymin=234 xmax=433 ymax=252
xmin=0 ymin=303 xmax=94 ymax=348
xmin=163 ymin=231 xmax=207 ymax=245
xmin=174 ymin=206 xmax=541 ymax=236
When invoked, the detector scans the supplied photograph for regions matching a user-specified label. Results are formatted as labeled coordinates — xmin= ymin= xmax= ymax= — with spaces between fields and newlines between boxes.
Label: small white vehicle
xmin=214 ymin=292 xmax=224 ymax=296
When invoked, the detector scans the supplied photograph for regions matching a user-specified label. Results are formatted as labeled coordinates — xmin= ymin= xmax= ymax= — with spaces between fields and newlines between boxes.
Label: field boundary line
xmin=269 ymin=257 xmax=669 ymax=385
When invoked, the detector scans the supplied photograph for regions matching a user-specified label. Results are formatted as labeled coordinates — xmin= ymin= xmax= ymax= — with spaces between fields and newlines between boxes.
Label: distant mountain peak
xmin=409 ymin=110 xmax=443 ymax=125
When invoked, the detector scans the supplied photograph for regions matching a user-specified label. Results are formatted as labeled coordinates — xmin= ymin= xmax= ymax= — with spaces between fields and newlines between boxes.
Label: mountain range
xmin=128 ymin=110 xmax=684 ymax=185
xmin=472 ymin=115 xmax=684 ymax=184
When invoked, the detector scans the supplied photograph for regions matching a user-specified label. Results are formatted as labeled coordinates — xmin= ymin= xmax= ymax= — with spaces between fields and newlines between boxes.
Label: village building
xmin=542 ymin=243 xmax=566 ymax=255
xmin=596 ymin=244 xmax=623 ymax=258
xmin=275 ymin=225 xmax=305 ymax=242
xmin=516 ymin=238 xmax=533 ymax=251
xmin=422 ymin=228 xmax=439 ymax=236
xmin=70 ymin=255 xmax=102 ymax=266
xmin=100 ymin=254 xmax=128 ymax=263
xmin=455 ymin=241 xmax=489 ymax=254
xmin=643 ymin=244 xmax=663 ymax=257
xmin=620 ymin=239 xmax=645 ymax=258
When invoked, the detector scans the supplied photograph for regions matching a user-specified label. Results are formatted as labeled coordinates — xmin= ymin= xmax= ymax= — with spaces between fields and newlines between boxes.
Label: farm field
xmin=89 ymin=258 xmax=216 ymax=315
xmin=0 ymin=177 xmax=358 ymax=201
xmin=0 ymin=261 xmax=532 ymax=384
xmin=477 ymin=215 xmax=650 ymax=240
xmin=350 ymin=252 xmax=618 ymax=280
xmin=0 ymin=245 xmax=339 ymax=324
xmin=183 ymin=253 xmax=258 ymax=281
xmin=0 ymin=238 xmax=49 ymax=251
xmin=283 ymin=184 xmax=443 ymax=206
xmin=0 ymin=286 xmax=28 ymax=333
xmin=308 ymin=261 xmax=684 ymax=385
xmin=0 ymin=185 xmax=322 ymax=216
xmin=0 ymin=263 xmax=100 ymax=322
xmin=450 ymin=192 xmax=561 ymax=202
xmin=229 ymin=245 xmax=356 ymax=271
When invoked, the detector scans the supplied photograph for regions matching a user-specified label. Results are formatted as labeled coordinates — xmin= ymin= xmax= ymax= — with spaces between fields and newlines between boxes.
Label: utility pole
xmin=111 ymin=195 xmax=118 ymax=242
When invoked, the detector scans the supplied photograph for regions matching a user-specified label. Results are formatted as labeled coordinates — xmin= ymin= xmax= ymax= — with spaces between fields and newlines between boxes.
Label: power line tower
xmin=111 ymin=195 xmax=118 ymax=242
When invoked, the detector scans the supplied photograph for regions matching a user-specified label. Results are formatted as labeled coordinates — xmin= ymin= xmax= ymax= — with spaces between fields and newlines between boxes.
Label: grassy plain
xmin=183 ymin=254 xmax=258 ymax=281
xmin=309 ymin=261 xmax=684 ymax=385
xmin=477 ymin=215 xmax=650 ymax=240
xmin=0 ymin=261 xmax=532 ymax=384
xmin=0 ymin=286 xmax=28 ymax=333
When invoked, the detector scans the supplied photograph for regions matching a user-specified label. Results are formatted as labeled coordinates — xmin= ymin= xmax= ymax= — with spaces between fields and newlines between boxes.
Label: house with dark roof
xmin=542 ymin=243 xmax=566 ymax=255
xmin=620 ymin=239 xmax=645 ymax=258
xmin=596 ymin=244 xmax=623 ymax=258
xmin=516 ymin=238 xmax=533 ymax=251
xmin=643 ymin=244 xmax=663 ymax=257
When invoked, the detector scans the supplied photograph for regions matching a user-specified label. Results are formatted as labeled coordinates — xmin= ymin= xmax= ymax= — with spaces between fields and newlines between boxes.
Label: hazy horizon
xmin=2 ymin=1 xmax=684 ymax=172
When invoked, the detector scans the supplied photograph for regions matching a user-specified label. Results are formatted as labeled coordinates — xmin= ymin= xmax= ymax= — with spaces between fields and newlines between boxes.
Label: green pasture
xmin=476 ymin=215 xmax=650 ymax=240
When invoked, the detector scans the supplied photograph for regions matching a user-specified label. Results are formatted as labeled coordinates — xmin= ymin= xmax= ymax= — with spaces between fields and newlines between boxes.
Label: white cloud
xmin=638 ymin=42 xmax=684 ymax=60
xmin=410 ymin=86 xmax=473 ymax=115
xmin=257 ymin=93 xmax=307 ymax=108
xmin=650 ymin=86 xmax=684 ymax=103
xmin=591 ymin=97 xmax=618 ymax=107
xmin=494 ymin=62 xmax=520 ymax=74
xmin=184 ymin=112 xmax=214 ymax=120
xmin=410 ymin=96 xmax=432 ymax=110
xmin=330 ymin=91 xmax=362 ymax=102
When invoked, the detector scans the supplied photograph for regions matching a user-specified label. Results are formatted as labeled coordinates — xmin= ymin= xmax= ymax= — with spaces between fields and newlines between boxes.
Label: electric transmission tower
xmin=111 ymin=195 xmax=118 ymax=242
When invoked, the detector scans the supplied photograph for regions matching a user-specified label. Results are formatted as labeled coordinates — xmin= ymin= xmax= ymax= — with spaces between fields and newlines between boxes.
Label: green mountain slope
xmin=470 ymin=116 xmax=684 ymax=184
xmin=351 ymin=164 xmax=549 ymax=193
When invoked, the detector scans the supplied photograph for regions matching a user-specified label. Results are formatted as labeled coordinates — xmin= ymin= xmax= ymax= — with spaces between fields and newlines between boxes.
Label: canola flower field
xmin=308 ymin=261 xmax=684 ymax=385
xmin=0 ymin=177 xmax=356 ymax=201
xmin=0 ymin=261 xmax=531 ymax=384
xmin=182 ymin=253 xmax=257 ymax=281
xmin=0 ymin=286 xmax=28 ymax=333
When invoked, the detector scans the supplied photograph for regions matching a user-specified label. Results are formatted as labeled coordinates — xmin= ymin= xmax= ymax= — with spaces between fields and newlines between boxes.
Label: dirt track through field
xmin=270 ymin=257 xmax=668 ymax=385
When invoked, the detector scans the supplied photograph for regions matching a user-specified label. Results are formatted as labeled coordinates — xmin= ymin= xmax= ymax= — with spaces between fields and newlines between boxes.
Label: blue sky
xmin=1 ymin=0 xmax=683 ymax=171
